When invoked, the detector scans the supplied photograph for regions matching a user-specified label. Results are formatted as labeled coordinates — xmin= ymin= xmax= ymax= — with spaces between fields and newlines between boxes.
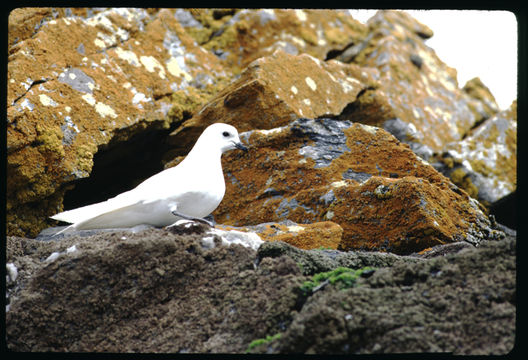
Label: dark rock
xmin=7 ymin=228 xmax=515 ymax=354
xmin=256 ymin=236 xmax=516 ymax=354
xmin=6 ymin=229 xmax=302 ymax=352
xmin=257 ymin=240 xmax=420 ymax=276
xmin=490 ymin=192 xmax=517 ymax=230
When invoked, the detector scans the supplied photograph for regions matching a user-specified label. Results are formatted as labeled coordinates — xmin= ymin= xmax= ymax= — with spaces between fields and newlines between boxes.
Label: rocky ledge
xmin=7 ymin=8 xmax=516 ymax=354
xmin=6 ymin=224 xmax=515 ymax=354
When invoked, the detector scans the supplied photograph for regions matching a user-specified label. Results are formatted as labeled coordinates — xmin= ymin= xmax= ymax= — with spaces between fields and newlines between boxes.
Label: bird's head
xmin=202 ymin=123 xmax=248 ymax=154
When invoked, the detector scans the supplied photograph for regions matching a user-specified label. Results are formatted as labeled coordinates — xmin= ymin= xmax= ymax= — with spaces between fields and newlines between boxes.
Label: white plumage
xmin=51 ymin=123 xmax=247 ymax=233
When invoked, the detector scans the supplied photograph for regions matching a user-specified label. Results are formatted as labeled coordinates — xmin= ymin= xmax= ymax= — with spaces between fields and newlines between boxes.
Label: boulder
xmin=335 ymin=10 xmax=499 ymax=158
xmin=165 ymin=49 xmax=379 ymax=154
xmin=218 ymin=220 xmax=344 ymax=250
xmin=214 ymin=118 xmax=498 ymax=254
xmin=5 ymin=229 xmax=303 ymax=352
xmin=7 ymin=8 xmax=513 ymax=248
xmin=252 ymin=236 xmax=516 ymax=355
xmin=433 ymin=101 xmax=517 ymax=207
xmin=7 ymin=8 xmax=229 ymax=237
xmin=178 ymin=9 xmax=368 ymax=73
xmin=6 ymin=227 xmax=515 ymax=354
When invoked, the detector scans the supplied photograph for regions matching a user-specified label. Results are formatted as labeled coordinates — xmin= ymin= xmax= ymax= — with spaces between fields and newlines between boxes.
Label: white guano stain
xmin=81 ymin=93 xmax=117 ymax=118
xmin=81 ymin=93 xmax=96 ymax=106
xmin=166 ymin=57 xmax=192 ymax=81
xmin=287 ymin=225 xmax=305 ymax=233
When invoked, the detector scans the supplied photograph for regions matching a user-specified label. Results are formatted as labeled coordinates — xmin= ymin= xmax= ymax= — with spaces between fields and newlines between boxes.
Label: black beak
xmin=234 ymin=142 xmax=248 ymax=152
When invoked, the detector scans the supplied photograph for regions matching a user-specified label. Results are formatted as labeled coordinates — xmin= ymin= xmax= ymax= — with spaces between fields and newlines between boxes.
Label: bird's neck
xmin=181 ymin=141 xmax=223 ymax=168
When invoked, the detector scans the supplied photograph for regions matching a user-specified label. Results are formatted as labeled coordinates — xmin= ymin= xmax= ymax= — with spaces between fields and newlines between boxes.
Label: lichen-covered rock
xmin=218 ymin=220 xmax=343 ymax=250
xmin=337 ymin=10 xmax=498 ymax=158
xmin=215 ymin=118 xmax=498 ymax=254
xmin=178 ymin=9 xmax=368 ymax=74
xmin=165 ymin=50 xmax=379 ymax=153
xmin=462 ymin=77 xmax=500 ymax=120
xmin=7 ymin=8 xmax=513 ymax=245
xmin=433 ymin=101 xmax=517 ymax=206
xmin=7 ymin=8 xmax=229 ymax=236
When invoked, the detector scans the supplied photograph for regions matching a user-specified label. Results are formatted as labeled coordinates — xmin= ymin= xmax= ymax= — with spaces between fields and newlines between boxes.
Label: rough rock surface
xmin=7 ymin=8 xmax=229 ymax=237
xmin=6 ymin=228 xmax=302 ymax=352
xmin=178 ymin=9 xmax=368 ymax=74
xmin=215 ymin=118 xmax=499 ymax=254
xmin=166 ymin=49 xmax=379 ymax=152
xmin=337 ymin=10 xmax=499 ymax=159
xmin=219 ymin=220 xmax=344 ymax=250
xmin=7 ymin=8 xmax=517 ymax=355
xmin=6 ymin=229 xmax=515 ymax=354
xmin=254 ymin=235 xmax=516 ymax=355
xmin=7 ymin=8 xmax=514 ymax=239
xmin=433 ymin=101 xmax=517 ymax=206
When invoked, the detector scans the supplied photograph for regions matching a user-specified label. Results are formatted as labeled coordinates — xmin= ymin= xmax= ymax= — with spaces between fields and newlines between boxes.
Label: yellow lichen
xmin=35 ymin=123 xmax=65 ymax=158
xmin=182 ymin=9 xmax=236 ymax=45
xmin=470 ymin=159 xmax=497 ymax=178
xmin=450 ymin=167 xmax=478 ymax=198
xmin=168 ymin=81 xmax=229 ymax=122
xmin=486 ymin=123 xmax=500 ymax=143
xmin=75 ymin=143 xmax=97 ymax=174
xmin=442 ymin=157 xmax=455 ymax=169
xmin=202 ymin=18 xmax=240 ymax=52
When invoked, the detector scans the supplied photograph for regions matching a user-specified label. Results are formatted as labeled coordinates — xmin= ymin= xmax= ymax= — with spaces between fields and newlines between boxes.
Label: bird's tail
xmin=51 ymin=201 xmax=111 ymax=224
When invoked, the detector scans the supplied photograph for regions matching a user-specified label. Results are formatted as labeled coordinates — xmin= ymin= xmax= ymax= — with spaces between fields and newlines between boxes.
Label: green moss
xmin=300 ymin=266 xmax=375 ymax=295
xmin=246 ymin=333 xmax=281 ymax=353
xmin=442 ymin=156 xmax=455 ymax=169
xmin=202 ymin=19 xmax=241 ymax=53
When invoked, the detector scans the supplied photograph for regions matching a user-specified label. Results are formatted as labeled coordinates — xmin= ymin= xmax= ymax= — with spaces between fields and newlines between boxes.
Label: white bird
xmin=51 ymin=123 xmax=248 ymax=233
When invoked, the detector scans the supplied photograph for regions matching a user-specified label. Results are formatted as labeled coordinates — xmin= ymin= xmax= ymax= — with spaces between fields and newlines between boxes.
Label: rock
xmin=462 ymin=77 xmax=500 ymax=120
xmin=218 ymin=220 xmax=343 ymax=250
xmin=214 ymin=118 xmax=497 ymax=254
xmin=6 ymin=225 xmax=515 ymax=354
xmin=6 ymin=8 xmax=517 ymax=354
xmin=7 ymin=8 xmax=230 ymax=237
xmin=256 ymin=235 xmax=515 ymax=355
xmin=179 ymin=9 xmax=368 ymax=73
xmin=337 ymin=10 xmax=498 ymax=157
xmin=9 ymin=8 xmax=55 ymax=48
xmin=5 ymin=229 xmax=303 ymax=352
xmin=165 ymin=49 xmax=379 ymax=155
xmin=257 ymin=240 xmax=419 ymax=276
xmin=433 ymin=101 xmax=517 ymax=207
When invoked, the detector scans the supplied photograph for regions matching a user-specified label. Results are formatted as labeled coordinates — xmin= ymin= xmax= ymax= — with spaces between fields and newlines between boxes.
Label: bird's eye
xmin=222 ymin=131 xmax=230 ymax=137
